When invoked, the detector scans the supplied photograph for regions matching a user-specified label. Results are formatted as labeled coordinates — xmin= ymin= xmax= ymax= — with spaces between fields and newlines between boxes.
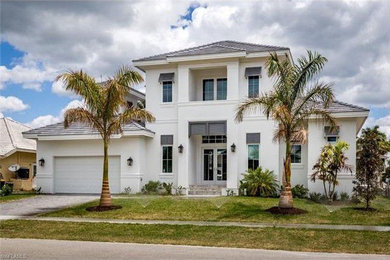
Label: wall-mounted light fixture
xmin=230 ymin=143 xmax=236 ymax=153
xmin=127 ymin=157 xmax=133 ymax=166
xmin=178 ymin=144 xmax=184 ymax=153
xmin=39 ymin=158 xmax=45 ymax=167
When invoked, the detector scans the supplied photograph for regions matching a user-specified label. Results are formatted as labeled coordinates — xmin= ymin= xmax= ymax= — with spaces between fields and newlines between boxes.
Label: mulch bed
xmin=266 ymin=207 xmax=308 ymax=215
xmin=86 ymin=205 xmax=122 ymax=212
xmin=353 ymin=207 xmax=378 ymax=212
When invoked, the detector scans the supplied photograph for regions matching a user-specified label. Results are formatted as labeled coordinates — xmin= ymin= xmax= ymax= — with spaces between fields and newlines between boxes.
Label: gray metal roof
xmin=133 ymin=40 xmax=289 ymax=62
xmin=315 ymin=100 xmax=369 ymax=113
xmin=23 ymin=121 xmax=153 ymax=137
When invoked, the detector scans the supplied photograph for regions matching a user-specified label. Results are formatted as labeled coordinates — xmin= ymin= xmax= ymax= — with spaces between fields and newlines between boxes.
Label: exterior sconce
xmin=127 ymin=157 xmax=133 ymax=166
xmin=39 ymin=158 xmax=45 ymax=167
xmin=178 ymin=144 xmax=184 ymax=153
xmin=230 ymin=143 xmax=236 ymax=152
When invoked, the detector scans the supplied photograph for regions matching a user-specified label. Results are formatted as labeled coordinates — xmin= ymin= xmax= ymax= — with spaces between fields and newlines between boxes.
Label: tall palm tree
xmin=57 ymin=67 xmax=155 ymax=208
xmin=236 ymin=51 xmax=335 ymax=209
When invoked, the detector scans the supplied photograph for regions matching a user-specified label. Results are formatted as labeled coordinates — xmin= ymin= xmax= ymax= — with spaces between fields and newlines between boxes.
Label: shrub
xmin=142 ymin=181 xmax=161 ymax=194
xmin=291 ymin=184 xmax=309 ymax=198
xmin=332 ymin=191 xmax=339 ymax=201
xmin=340 ymin=192 xmax=349 ymax=201
xmin=162 ymin=182 xmax=173 ymax=195
xmin=0 ymin=184 xmax=13 ymax=197
xmin=175 ymin=185 xmax=185 ymax=195
xmin=122 ymin=187 xmax=132 ymax=195
xmin=309 ymin=192 xmax=322 ymax=203
xmin=240 ymin=167 xmax=278 ymax=197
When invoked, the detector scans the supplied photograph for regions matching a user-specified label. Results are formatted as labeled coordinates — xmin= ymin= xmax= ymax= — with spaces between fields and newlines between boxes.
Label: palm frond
xmin=64 ymin=108 xmax=104 ymax=134
xmin=107 ymin=107 xmax=155 ymax=136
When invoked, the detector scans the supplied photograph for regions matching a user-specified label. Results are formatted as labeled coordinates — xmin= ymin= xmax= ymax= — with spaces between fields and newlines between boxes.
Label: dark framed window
xmin=248 ymin=76 xmax=259 ymax=98
xmin=162 ymin=81 xmax=173 ymax=103
xmin=327 ymin=136 xmax=339 ymax=143
xmin=203 ymin=79 xmax=214 ymax=101
xmin=162 ymin=146 xmax=173 ymax=173
xmin=217 ymin=78 xmax=227 ymax=100
xmin=202 ymin=135 xmax=227 ymax=144
xmin=248 ymin=144 xmax=259 ymax=170
xmin=291 ymin=144 xmax=302 ymax=164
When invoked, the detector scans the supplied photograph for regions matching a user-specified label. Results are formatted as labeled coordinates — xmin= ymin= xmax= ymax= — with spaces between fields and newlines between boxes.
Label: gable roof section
xmin=23 ymin=121 xmax=154 ymax=140
xmin=0 ymin=117 xmax=36 ymax=157
xmin=318 ymin=100 xmax=369 ymax=114
xmin=133 ymin=40 xmax=289 ymax=62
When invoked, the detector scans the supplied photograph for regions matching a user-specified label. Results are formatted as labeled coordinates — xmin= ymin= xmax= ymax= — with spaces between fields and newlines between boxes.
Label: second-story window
xmin=162 ymin=81 xmax=172 ymax=103
xmin=248 ymin=76 xmax=259 ymax=98
xmin=291 ymin=144 xmax=302 ymax=164
xmin=203 ymin=79 xmax=214 ymax=101
xmin=217 ymin=78 xmax=227 ymax=100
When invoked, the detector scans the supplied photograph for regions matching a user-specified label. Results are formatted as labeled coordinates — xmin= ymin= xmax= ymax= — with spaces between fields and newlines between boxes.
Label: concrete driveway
xmin=0 ymin=195 xmax=98 ymax=217
xmin=1 ymin=238 xmax=389 ymax=260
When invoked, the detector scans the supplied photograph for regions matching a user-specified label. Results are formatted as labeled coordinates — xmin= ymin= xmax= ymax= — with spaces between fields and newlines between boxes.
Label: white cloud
xmin=51 ymin=79 xmax=77 ymax=97
xmin=0 ymin=96 xmax=29 ymax=112
xmin=363 ymin=114 xmax=390 ymax=138
xmin=27 ymin=99 xmax=84 ymax=128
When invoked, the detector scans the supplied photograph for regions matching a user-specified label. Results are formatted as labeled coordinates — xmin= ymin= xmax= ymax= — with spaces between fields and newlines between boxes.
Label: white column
xmin=177 ymin=65 xmax=189 ymax=103
xmin=227 ymin=61 xmax=239 ymax=101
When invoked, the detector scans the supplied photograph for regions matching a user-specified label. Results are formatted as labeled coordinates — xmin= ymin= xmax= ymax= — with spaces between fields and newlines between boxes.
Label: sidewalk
xmin=2 ymin=215 xmax=390 ymax=231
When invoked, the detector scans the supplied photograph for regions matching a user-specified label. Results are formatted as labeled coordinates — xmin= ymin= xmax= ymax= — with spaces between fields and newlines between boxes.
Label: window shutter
xmin=246 ymin=133 xmax=260 ymax=143
xmin=160 ymin=135 xmax=173 ymax=145
xmin=208 ymin=122 xmax=226 ymax=135
xmin=158 ymin=73 xmax=175 ymax=83
xmin=245 ymin=67 xmax=262 ymax=78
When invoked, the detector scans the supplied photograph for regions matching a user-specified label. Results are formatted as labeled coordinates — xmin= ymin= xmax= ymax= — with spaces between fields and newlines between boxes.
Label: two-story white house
xmin=24 ymin=41 xmax=369 ymax=195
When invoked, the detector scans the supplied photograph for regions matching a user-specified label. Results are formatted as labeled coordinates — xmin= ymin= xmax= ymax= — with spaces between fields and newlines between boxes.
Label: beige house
xmin=0 ymin=116 xmax=36 ymax=191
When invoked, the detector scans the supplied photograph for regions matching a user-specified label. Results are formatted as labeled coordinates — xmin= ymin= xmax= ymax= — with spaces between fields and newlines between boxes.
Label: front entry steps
xmin=188 ymin=185 xmax=223 ymax=196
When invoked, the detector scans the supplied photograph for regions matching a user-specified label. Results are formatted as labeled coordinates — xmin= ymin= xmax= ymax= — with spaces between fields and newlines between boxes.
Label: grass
xmin=0 ymin=193 xmax=36 ymax=203
xmin=44 ymin=196 xmax=390 ymax=226
xmin=0 ymin=220 xmax=389 ymax=254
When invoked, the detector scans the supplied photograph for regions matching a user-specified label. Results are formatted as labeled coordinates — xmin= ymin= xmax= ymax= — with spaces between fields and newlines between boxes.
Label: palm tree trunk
xmin=279 ymin=140 xmax=293 ymax=209
xmin=99 ymin=139 xmax=112 ymax=207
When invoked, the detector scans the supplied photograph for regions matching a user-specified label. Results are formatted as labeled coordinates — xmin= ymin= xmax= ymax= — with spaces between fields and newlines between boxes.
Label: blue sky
xmin=0 ymin=0 xmax=389 ymax=135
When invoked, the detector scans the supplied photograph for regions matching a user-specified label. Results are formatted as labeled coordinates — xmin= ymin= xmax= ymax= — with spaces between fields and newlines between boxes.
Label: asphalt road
xmin=1 ymin=238 xmax=389 ymax=260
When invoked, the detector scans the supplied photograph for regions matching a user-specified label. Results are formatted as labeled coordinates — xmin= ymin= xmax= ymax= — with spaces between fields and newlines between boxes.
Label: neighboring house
xmin=0 ymin=116 xmax=36 ymax=191
xmin=24 ymin=41 xmax=369 ymax=195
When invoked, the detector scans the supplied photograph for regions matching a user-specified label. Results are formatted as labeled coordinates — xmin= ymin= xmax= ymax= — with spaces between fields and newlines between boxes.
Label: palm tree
xmin=57 ymin=67 xmax=155 ymax=208
xmin=236 ymin=51 xmax=335 ymax=209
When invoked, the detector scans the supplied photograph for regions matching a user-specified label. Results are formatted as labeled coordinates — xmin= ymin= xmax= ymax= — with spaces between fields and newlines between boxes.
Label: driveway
xmin=0 ymin=195 xmax=98 ymax=217
xmin=1 ymin=238 xmax=388 ymax=260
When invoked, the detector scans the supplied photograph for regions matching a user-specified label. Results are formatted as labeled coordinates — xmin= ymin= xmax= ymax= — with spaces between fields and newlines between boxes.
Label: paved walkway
xmin=0 ymin=195 xmax=98 ymax=216
xmin=2 ymin=215 xmax=390 ymax=232
xmin=2 ymin=238 xmax=389 ymax=260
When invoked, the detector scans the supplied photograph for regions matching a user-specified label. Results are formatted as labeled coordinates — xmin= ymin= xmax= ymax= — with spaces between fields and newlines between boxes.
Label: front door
xmin=202 ymin=148 xmax=227 ymax=185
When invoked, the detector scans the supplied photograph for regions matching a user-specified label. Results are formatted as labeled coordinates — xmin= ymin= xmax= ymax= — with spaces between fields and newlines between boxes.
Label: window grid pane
xmin=162 ymin=81 xmax=172 ymax=103
xmin=162 ymin=146 xmax=173 ymax=173
xmin=217 ymin=78 xmax=227 ymax=100
xmin=248 ymin=144 xmax=259 ymax=170
xmin=248 ymin=76 xmax=259 ymax=98
xmin=203 ymin=79 xmax=214 ymax=101
xmin=291 ymin=144 xmax=302 ymax=164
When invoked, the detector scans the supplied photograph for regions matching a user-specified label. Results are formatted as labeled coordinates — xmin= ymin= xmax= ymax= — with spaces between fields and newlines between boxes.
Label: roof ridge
xmin=215 ymin=43 xmax=246 ymax=52
xmin=3 ymin=117 xmax=15 ymax=149
xmin=223 ymin=40 xmax=290 ymax=51
xmin=333 ymin=100 xmax=369 ymax=111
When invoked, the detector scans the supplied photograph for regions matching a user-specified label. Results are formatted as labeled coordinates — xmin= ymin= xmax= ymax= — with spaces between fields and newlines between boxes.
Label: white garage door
xmin=54 ymin=156 xmax=120 ymax=194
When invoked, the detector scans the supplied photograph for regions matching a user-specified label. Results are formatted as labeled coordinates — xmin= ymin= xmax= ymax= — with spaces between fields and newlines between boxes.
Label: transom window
xmin=217 ymin=78 xmax=227 ymax=100
xmin=248 ymin=76 xmax=259 ymax=98
xmin=203 ymin=79 xmax=214 ymax=101
xmin=291 ymin=144 xmax=302 ymax=164
xmin=248 ymin=144 xmax=259 ymax=170
xmin=162 ymin=146 xmax=173 ymax=173
xmin=202 ymin=135 xmax=227 ymax=144
xmin=162 ymin=81 xmax=173 ymax=103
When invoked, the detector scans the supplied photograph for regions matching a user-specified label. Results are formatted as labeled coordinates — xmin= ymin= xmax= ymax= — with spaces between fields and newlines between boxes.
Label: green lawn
xmin=0 ymin=193 xmax=36 ymax=203
xmin=43 ymin=196 xmax=390 ymax=226
xmin=1 ymin=220 xmax=389 ymax=254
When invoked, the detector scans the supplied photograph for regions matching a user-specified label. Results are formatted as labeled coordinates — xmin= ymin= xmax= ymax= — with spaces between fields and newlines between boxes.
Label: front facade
xmin=25 ymin=41 xmax=369 ymax=195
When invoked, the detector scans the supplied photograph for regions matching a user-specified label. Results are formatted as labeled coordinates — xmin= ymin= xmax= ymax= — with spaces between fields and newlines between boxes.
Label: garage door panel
xmin=54 ymin=156 xmax=120 ymax=194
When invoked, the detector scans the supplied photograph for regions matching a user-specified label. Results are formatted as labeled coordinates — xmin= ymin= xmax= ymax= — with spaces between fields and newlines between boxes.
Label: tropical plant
xmin=308 ymin=192 xmax=322 ymax=203
xmin=240 ymin=167 xmax=278 ymax=197
xmin=353 ymin=126 xmax=390 ymax=210
xmin=58 ymin=67 xmax=155 ymax=208
xmin=311 ymin=141 xmax=352 ymax=202
xmin=142 ymin=181 xmax=161 ymax=194
xmin=236 ymin=51 xmax=335 ymax=208
xmin=162 ymin=182 xmax=173 ymax=195
xmin=0 ymin=184 xmax=13 ymax=197
xmin=175 ymin=185 xmax=186 ymax=196
xmin=340 ymin=192 xmax=349 ymax=201
xmin=291 ymin=184 xmax=309 ymax=199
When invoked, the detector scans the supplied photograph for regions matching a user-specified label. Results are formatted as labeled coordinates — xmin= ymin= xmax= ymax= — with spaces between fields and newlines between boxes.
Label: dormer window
xmin=324 ymin=126 xmax=340 ymax=143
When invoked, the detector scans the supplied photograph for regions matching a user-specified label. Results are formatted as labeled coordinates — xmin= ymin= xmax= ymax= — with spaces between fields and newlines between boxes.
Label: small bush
xmin=162 ymin=182 xmax=173 ymax=195
xmin=291 ymin=184 xmax=309 ymax=198
xmin=142 ymin=181 xmax=161 ymax=194
xmin=309 ymin=192 xmax=322 ymax=203
xmin=332 ymin=191 xmax=339 ymax=201
xmin=240 ymin=167 xmax=278 ymax=197
xmin=121 ymin=187 xmax=132 ymax=195
xmin=226 ymin=189 xmax=234 ymax=196
xmin=0 ymin=184 xmax=13 ymax=197
xmin=175 ymin=185 xmax=186 ymax=195
xmin=340 ymin=192 xmax=349 ymax=201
